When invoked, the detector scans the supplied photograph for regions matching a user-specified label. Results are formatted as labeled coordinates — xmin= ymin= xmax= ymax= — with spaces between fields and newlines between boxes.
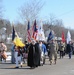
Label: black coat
xmin=66 ymin=44 xmax=72 ymax=53
xmin=27 ymin=43 xmax=40 ymax=67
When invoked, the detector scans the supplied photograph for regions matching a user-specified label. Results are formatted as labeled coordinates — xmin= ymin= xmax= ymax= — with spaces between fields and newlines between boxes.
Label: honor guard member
xmin=59 ymin=41 xmax=65 ymax=59
xmin=49 ymin=38 xmax=58 ymax=65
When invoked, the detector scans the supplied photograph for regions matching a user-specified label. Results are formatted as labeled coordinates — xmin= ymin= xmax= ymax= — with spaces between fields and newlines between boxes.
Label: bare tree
xmin=0 ymin=0 xmax=4 ymax=28
xmin=49 ymin=14 xmax=56 ymax=26
xmin=49 ymin=14 xmax=63 ymax=26
xmin=54 ymin=19 xmax=64 ymax=26
xmin=18 ymin=0 xmax=44 ymax=22
xmin=0 ymin=0 xmax=3 ymax=18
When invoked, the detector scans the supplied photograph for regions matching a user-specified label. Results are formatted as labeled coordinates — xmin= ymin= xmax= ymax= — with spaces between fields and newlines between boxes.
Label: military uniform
xmin=49 ymin=40 xmax=58 ymax=65
xmin=59 ymin=41 xmax=65 ymax=58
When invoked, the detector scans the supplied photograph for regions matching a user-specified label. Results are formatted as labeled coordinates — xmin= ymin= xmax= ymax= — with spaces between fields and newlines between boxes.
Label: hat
xmin=51 ymin=37 xmax=57 ymax=41
xmin=54 ymin=37 xmax=57 ymax=40
xmin=31 ymin=38 xmax=36 ymax=43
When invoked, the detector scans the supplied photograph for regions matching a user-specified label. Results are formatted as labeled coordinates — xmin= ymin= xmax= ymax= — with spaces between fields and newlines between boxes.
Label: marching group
xmin=0 ymin=38 xmax=74 ymax=69
xmin=10 ymin=38 xmax=74 ymax=69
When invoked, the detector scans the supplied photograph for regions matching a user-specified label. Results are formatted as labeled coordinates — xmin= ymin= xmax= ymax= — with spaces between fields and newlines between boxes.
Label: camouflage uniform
xmin=59 ymin=41 xmax=65 ymax=58
xmin=49 ymin=40 xmax=58 ymax=65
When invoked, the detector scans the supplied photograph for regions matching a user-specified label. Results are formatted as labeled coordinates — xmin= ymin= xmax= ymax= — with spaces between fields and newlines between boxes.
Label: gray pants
xmin=11 ymin=51 xmax=15 ymax=64
xmin=40 ymin=55 xmax=46 ymax=65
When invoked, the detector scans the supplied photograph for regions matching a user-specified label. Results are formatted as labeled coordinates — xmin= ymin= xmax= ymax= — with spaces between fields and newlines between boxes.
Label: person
xmin=27 ymin=39 xmax=40 ymax=69
xmin=39 ymin=41 xmax=47 ymax=65
xmin=0 ymin=42 xmax=7 ymax=63
xmin=14 ymin=46 xmax=23 ymax=68
xmin=47 ymin=40 xmax=52 ymax=58
xmin=11 ymin=44 xmax=15 ymax=64
xmin=48 ymin=38 xmax=58 ymax=65
xmin=22 ymin=41 xmax=29 ymax=63
xmin=24 ymin=41 xmax=29 ymax=53
xmin=35 ymin=40 xmax=41 ymax=66
xmin=66 ymin=41 xmax=73 ymax=59
xmin=59 ymin=41 xmax=65 ymax=59
xmin=0 ymin=50 xmax=2 ymax=62
xmin=71 ymin=42 xmax=74 ymax=55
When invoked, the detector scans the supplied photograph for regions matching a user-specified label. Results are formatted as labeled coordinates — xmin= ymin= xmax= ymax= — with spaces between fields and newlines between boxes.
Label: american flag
xmin=32 ymin=20 xmax=38 ymax=40
xmin=27 ymin=21 xmax=31 ymax=42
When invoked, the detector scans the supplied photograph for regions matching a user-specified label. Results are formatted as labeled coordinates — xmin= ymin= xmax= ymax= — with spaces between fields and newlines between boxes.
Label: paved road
xmin=0 ymin=55 xmax=74 ymax=75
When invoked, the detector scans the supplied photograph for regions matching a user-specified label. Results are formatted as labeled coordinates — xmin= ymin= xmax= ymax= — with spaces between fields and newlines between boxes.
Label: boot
xmin=50 ymin=60 xmax=52 ymax=65
xmin=54 ymin=59 xmax=56 ymax=64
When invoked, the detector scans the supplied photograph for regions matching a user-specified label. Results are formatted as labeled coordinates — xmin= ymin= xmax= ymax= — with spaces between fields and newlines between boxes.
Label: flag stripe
xmin=27 ymin=21 xmax=31 ymax=42
xmin=32 ymin=20 xmax=38 ymax=40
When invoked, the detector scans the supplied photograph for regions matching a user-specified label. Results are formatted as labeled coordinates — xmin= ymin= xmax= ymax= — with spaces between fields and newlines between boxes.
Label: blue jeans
xmin=11 ymin=51 xmax=15 ymax=64
xmin=68 ymin=52 xmax=72 ymax=59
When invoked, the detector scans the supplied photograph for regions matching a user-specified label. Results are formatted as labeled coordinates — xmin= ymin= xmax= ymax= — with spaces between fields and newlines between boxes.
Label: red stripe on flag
xmin=32 ymin=20 xmax=38 ymax=40
xmin=27 ymin=21 xmax=31 ymax=42
xmin=27 ymin=30 xmax=31 ymax=42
